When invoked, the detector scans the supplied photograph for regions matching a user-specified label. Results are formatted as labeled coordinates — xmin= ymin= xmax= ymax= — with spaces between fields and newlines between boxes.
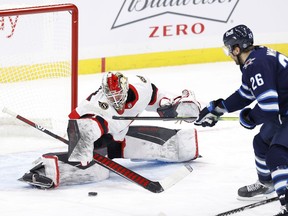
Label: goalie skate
xmin=18 ymin=172 xmax=54 ymax=189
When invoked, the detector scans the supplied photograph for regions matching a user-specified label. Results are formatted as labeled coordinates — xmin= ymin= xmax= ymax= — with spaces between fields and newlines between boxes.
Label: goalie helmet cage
xmin=0 ymin=4 xmax=78 ymax=136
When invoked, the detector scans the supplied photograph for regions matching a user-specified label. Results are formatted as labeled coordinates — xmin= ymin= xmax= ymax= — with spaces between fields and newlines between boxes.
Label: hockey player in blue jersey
xmin=194 ymin=24 xmax=288 ymax=215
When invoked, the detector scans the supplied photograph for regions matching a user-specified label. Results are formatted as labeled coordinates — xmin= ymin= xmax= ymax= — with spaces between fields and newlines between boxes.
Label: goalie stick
xmin=2 ymin=106 xmax=193 ymax=193
xmin=215 ymin=196 xmax=279 ymax=216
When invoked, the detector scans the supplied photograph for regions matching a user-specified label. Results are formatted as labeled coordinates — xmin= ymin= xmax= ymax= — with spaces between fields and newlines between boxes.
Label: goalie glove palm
xmin=157 ymin=89 xmax=200 ymax=123
xmin=194 ymin=99 xmax=226 ymax=127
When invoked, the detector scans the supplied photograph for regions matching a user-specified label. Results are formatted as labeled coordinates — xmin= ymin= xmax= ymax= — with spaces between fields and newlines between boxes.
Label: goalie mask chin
xmin=102 ymin=71 xmax=128 ymax=114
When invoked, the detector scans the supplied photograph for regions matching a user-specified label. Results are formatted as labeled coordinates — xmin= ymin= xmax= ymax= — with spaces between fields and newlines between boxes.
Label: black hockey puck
xmin=88 ymin=192 xmax=98 ymax=196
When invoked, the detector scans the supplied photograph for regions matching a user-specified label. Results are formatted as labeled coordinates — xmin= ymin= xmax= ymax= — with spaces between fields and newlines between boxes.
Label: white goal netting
xmin=0 ymin=3 xmax=78 ymax=137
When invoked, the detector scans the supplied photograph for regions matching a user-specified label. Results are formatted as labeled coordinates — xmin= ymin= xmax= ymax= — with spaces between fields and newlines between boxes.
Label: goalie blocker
xmin=19 ymin=125 xmax=199 ymax=189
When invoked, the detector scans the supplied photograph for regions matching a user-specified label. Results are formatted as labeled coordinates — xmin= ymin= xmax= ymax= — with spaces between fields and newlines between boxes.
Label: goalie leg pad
xmin=19 ymin=153 xmax=110 ymax=188
xmin=123 ymin=126 xmax=199 ymax=162
xmin=176 ymin=128 xmax=199 ymax=161
xmin=55 ymin=152 xmax=110 ymax=185
xmin=57 ymin=160 xmax=110 ymax=186
xmin=19 ymin=154 xmax=59 ymax=189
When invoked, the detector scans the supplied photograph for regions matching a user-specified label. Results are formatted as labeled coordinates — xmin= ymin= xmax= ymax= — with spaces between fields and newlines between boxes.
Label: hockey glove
xmin=239 ymin=108 xmax=256 ymax=129
xmin=157 ymin=97 xmax=178 ymax=119
xmin=175 ymin=90 xmax=200 ymax=123
xmin=194 ymin=99 xmax=226 ymax=127
xmin=157 ymin=90 xmax=200 ymax=123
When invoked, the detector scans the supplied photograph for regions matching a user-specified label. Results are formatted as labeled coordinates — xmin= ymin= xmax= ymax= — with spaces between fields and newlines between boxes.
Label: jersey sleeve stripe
xmin=258 ymin=102 xmax=279 ymax=112
xmin=238 ymin=88 xmax=255 ymax=100
xmin=257 ymin=89 xmax=278 ymax=101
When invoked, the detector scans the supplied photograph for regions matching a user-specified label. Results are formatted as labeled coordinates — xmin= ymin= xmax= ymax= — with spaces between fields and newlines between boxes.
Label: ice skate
xmin=237 ymin=180 xmax=275 ymax=201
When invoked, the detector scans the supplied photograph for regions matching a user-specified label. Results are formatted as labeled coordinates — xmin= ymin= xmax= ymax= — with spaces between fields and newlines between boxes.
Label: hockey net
xmin=0 ymin=4 xmax=78 ymax=137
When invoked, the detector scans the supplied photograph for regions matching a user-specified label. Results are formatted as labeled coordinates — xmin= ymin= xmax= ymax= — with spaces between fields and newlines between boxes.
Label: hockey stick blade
xmin=159 ymin=163 xmax=193 ymax=190
xmin=112 ymin=116 xmax=198 ymax=121
xmin=2 ymin=106 xmax=192 ymax=193
xmin=215 ymin=196 xmax=278 ymax=216
xmin=94 ymin=153 xmax=193 ymax=193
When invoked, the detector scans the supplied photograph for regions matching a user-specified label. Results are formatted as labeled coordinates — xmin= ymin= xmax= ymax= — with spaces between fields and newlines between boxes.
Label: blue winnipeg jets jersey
xmin=223 ymin=46 xmax=288 ymax=124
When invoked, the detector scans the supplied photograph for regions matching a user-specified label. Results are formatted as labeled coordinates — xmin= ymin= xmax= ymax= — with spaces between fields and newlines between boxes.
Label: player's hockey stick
xmin=112 ymin=116 xmax=238 ymax=121
xmin=2 ymin=106 xmax=193 ymax=193
xmin=215 ymin=196 xmax=278 ymax=216
xmin=112 ymin=116 xmax=198 ymax=121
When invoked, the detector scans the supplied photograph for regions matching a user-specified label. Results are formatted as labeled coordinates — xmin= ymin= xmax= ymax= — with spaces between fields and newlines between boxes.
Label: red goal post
xmin=0 ymin=4 xmax=78 ymax=135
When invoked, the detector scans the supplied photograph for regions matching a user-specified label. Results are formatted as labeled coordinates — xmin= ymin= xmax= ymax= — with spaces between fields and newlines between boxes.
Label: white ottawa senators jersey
xmin=68 ymin=75 xmax=161 ymax=142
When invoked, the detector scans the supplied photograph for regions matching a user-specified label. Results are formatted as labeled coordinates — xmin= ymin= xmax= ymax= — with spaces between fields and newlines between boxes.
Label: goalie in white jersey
xmin=19 ymin=71 xmax=200 ymax=189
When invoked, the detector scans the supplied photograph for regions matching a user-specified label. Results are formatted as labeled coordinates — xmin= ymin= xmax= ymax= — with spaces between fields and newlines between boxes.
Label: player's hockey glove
xmin=194 ymin=99 xmax=226 ymax=127
xmin=239 ymin=108 xmax=256 ymax=129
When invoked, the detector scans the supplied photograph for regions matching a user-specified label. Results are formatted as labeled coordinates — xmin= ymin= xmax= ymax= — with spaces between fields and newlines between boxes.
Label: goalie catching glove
xmin=157 ymin=89 xmax=200 ymax=123
xmin=194 ymin=99 xmax=227 ymax=127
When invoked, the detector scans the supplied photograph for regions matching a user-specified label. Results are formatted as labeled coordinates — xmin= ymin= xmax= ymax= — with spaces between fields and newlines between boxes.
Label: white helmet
xmin=102 ymin=71 xmax=129 ymax=113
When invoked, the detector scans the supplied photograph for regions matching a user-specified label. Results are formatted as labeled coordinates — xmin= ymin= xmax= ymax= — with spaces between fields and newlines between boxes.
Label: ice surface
xmin=0 ymin=62 xmax=280 ymax=216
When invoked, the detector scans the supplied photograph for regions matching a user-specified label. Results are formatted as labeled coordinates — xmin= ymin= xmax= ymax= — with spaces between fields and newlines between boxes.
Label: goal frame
xmin=0 ymin=3 xmax=78 ymax=110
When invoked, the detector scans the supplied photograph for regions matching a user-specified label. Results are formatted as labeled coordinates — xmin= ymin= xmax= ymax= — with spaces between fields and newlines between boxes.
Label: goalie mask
xmin=102 ymin=71 xmax=129 ymax=113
